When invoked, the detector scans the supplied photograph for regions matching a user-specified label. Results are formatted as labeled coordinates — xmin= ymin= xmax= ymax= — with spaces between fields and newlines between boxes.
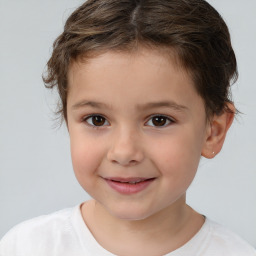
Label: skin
xmin=66 ymin=48 xmax=234 ymax=255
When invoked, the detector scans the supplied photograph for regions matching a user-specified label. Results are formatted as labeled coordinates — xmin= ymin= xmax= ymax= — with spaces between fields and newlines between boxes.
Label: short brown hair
xmin=43 ymin=0 xmax=238 ymax=122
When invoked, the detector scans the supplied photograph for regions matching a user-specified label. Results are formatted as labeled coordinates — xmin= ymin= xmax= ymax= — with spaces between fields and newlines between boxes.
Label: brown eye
xmin=146 ymin=115 xmax=173 ymax=127
xmin=152 ymin=116 xmax=167 ymax=126
xmin=85 ymin=115 xmax=109 ymax=127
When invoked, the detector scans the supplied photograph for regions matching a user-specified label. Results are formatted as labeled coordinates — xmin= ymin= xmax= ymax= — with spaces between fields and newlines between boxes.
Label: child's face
xmin=67 ymin=48 xmax=211 ymax=220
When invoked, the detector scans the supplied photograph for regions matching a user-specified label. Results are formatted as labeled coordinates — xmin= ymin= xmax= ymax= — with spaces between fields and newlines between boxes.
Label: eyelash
xmin=82 ymin=114 xmax=175 ymax=129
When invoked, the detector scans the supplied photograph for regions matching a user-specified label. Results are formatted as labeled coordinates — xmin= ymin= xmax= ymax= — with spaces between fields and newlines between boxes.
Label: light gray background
xmin=0 ymin=0 xmax=255 ymax=247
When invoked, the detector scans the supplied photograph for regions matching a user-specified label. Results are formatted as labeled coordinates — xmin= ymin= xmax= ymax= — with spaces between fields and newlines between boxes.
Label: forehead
xmin=66 ymin=47 xmax=206 ymax=122
xmin=68 ymin=47 xmax=190 ymax=88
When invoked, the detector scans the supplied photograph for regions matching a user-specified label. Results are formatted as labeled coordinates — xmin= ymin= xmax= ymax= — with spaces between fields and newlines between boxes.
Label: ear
xmin=201 ymin=103 xmax=235 ymax=159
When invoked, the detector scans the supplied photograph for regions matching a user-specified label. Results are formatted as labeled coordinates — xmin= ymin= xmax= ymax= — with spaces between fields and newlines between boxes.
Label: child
xmin=1 ymin=0 xmax=255 ymax=255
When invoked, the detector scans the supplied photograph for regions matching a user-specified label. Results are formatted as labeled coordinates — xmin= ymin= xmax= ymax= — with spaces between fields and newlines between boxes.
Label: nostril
xmin=111 ymin=158 xmax=138 ymax=166
xmin=107 ymin=137 xmax=145 ymax=166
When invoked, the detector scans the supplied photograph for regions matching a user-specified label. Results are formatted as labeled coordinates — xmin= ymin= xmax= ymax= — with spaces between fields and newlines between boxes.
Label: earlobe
xmin=201 ymin=103 xmax=235 ymax=159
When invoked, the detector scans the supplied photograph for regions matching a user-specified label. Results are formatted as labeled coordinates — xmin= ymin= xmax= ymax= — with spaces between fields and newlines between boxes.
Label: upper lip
xmin=104 ymin=177 xmax=155 ymax=183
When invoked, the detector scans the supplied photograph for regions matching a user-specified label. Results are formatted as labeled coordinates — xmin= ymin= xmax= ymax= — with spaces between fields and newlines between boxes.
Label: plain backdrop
xmin=0 ymin=0 xmax=255 ymax=247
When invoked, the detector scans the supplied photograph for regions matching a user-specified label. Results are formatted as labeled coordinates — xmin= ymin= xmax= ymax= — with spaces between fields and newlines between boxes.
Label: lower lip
xmin=105 ymin=179 xmax=155 ymax=195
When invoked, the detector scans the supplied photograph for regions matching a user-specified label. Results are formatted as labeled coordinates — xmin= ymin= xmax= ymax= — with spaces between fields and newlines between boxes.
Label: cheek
xmin=149 ymin=132 xmax=202 ymax=180
xmin=70 ymin=135 xmax=105 ymax=180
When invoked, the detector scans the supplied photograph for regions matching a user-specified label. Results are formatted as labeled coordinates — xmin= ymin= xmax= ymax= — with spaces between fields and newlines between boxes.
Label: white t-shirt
xmin=1 ymin=204 xmax=255 ymax=256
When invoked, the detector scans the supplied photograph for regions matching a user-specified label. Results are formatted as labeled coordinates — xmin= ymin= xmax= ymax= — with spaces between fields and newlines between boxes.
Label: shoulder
xmin=205 ymin=218 xmax=256 ymax=255
xmin=0 ymin=206 xmax=77 ymax=256
xmin=2 ymin=206 xmax=74 ymax=237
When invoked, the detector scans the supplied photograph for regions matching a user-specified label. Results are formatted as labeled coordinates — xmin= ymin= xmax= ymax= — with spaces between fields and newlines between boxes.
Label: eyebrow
xmin=137 ymin=101 xmax=188 ymax=112
xmin=72 ymin=101 xmax=111 ymax=110
xmin=72 ymin=100 xmax=188 ymax=112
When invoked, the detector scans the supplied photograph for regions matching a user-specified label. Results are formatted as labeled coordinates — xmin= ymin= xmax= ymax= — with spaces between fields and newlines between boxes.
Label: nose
xmin=107 ymin=127 xmax=144 ymax=166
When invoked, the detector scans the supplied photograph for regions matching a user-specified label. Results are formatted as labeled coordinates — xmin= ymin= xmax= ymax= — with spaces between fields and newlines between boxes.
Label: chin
xmin=106 ymin=204 xmax=156 ymax=221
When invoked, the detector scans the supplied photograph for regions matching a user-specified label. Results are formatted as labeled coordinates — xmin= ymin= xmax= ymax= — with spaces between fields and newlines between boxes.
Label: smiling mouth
xmin=104 ymin=177 xmax=156 ymax=194
xmin=106 ymin=177 xmax=155 ymax=183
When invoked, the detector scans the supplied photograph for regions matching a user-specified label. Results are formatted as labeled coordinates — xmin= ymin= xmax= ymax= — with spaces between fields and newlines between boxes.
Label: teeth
xmin=117 ymin=180 xmax=141 ymax=184
xmin=119 ymin=181 xmax=140 ymax=184
xmin=110 ymin=179 xmax=150 ymax=184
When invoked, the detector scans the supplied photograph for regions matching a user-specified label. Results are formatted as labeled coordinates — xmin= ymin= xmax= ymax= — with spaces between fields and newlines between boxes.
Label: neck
xmin=81 ymin=196 xmax=204 ymax=256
